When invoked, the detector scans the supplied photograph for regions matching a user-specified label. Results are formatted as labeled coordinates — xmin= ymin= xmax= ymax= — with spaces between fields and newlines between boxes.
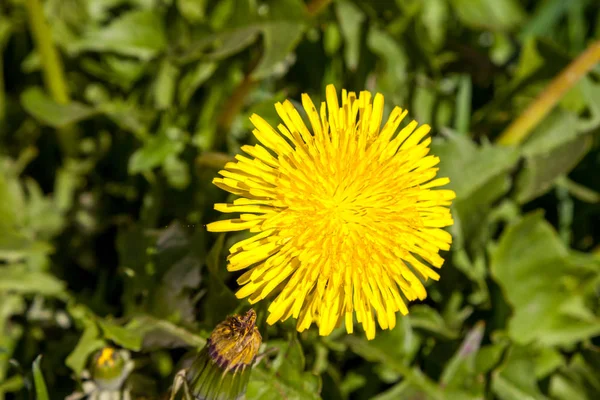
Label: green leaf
xmin=252 ymin=22 xmax=305 ymax=79
xmin=187 ymin=0 xmax=306 ymax=74
xmin=0 ymin=264 xmax=65 ymax=296
xmin=177 ymin=0 xmax=208 ymax=23
xmin=154 ymin=59 xmax=180 ymax=110
xmin=203 ymin=27 xmax=261 ymax=60
xmin=372 ymin=380 xmax=430 ymax=400
xmin=449 ymin=0 xmax=526 ymax=31
xmin=81 ymin=56 xmax=148 ymax=90
xmin=578 ymin=76 xmax=600 ymax=131
xmin=345 ymin=315 xmax=420 ymax=370
xmin=409 ymin=305 xmax=460 ymax=339
xmin=491 ymin=346 xmax=548 ymax=400
xmin=0 ymin=230 xmax=53 ymax=262
xmin=178 ymin=62 xmax=217 ymax=107
xmin=21 ymin=87 xmax=97 ymax=128
xmin=345 ymin=325 xmax=442 ymax=399
xmin=0 ymin=172 xmax=22 ymax=230
xmin=515 ymin=111 xmax=592 ymax=203
xmin=163 ymin=155 xmax=191 ymax=190
xmin=128 ymin=130 xmax=184 ymax=174
xmin=519 ymin=0 xmax=570 ymax=39
xmin=534 ymin=347 xmax=564 ymax=379
xmin=124 ymin=316 xmax=206 ymax=349
xmin=32 ymin=355 xmax=50 ymax=400
xmin=550 ymin=351 xmax=600 ymax=400
xmin=247 ymin=335 xmax=321 ymax=400
xmin=247 ymin=366 xmax=320 ymax=400
xmin=454 ymin=74 xmax=472 ymax=134
xmin=65 ymin=321 xmax=105 ymax=375
xmin=366 ymin=26 xmax=409 ymax=105
xmin=490 ymin=213 xmax=600 ymax=346
xmin=336 ymin=0 xmax=365 ymax=71
xmin=418 ymin=0 xmax=449 ymax=50
xmin=98 ymin=320 xmax=143 ymax=351
xmin=433 ymin=133 xmax=519 ymax=201
xmin=74 ymin=10 xmax=167 ymax=60
xmin=439 ymin=322 xmax=485 ymax=398
xmin=432 ymin=132 xmax=519 ymax=247
xmin=475 ymin=342 xmax=509 ymax=375
xmin=0 ymin=294 xmax=25 ymax=395
xmin=323 ymin=24 xmax=341 ymax=56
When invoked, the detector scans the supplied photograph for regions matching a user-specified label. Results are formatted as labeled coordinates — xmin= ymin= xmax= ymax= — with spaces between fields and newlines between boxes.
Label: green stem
xmin=24 ymin=0 xmax=69 ymax=104
xmin=24 ymin=0 xmax=78 ymax=155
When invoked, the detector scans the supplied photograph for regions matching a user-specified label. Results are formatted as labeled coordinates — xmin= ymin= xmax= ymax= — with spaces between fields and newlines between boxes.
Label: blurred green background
xmin=1 ymin=0 xmax=600 ymax=398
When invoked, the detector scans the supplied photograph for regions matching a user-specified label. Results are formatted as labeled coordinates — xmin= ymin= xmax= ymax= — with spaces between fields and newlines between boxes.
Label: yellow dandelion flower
xmin=207 ymin=85 xmax=455 ymax=340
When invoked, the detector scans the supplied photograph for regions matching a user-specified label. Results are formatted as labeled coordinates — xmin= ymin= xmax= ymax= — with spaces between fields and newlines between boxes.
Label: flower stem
xmin=25 ymin=0 xmax=78 ymax=155
xmin=497 ymin=39 xmax=600 ymax=146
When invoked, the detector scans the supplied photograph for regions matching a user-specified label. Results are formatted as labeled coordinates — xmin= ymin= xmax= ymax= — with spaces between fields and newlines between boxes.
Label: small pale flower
xmin=207 ymin=85 xmax=455 ymax=339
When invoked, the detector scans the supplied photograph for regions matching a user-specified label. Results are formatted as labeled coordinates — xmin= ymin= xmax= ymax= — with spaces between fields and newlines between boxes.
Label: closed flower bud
xmin=185 ymin=309 xmax=262 ymax=400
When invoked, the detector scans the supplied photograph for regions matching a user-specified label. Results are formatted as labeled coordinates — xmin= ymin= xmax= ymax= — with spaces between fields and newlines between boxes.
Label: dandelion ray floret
xmin=207 ymin=85 xmax=455 ymax=340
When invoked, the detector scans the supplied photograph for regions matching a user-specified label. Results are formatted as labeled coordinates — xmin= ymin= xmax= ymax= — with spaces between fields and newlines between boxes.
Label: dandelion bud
xmin=185 ymin=309 xmax=262 ymax=400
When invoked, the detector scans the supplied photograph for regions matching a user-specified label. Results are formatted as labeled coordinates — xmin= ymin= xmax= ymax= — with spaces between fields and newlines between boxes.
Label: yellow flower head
xmin=96 ymin=347 xmax=117 ymax=368
xmin=207 ymin=85 xmax=455 ymax=339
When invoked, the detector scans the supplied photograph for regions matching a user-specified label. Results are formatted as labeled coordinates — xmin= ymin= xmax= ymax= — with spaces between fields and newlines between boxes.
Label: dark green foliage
xmin=1 ymin=0 xmax=600 ymax=399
